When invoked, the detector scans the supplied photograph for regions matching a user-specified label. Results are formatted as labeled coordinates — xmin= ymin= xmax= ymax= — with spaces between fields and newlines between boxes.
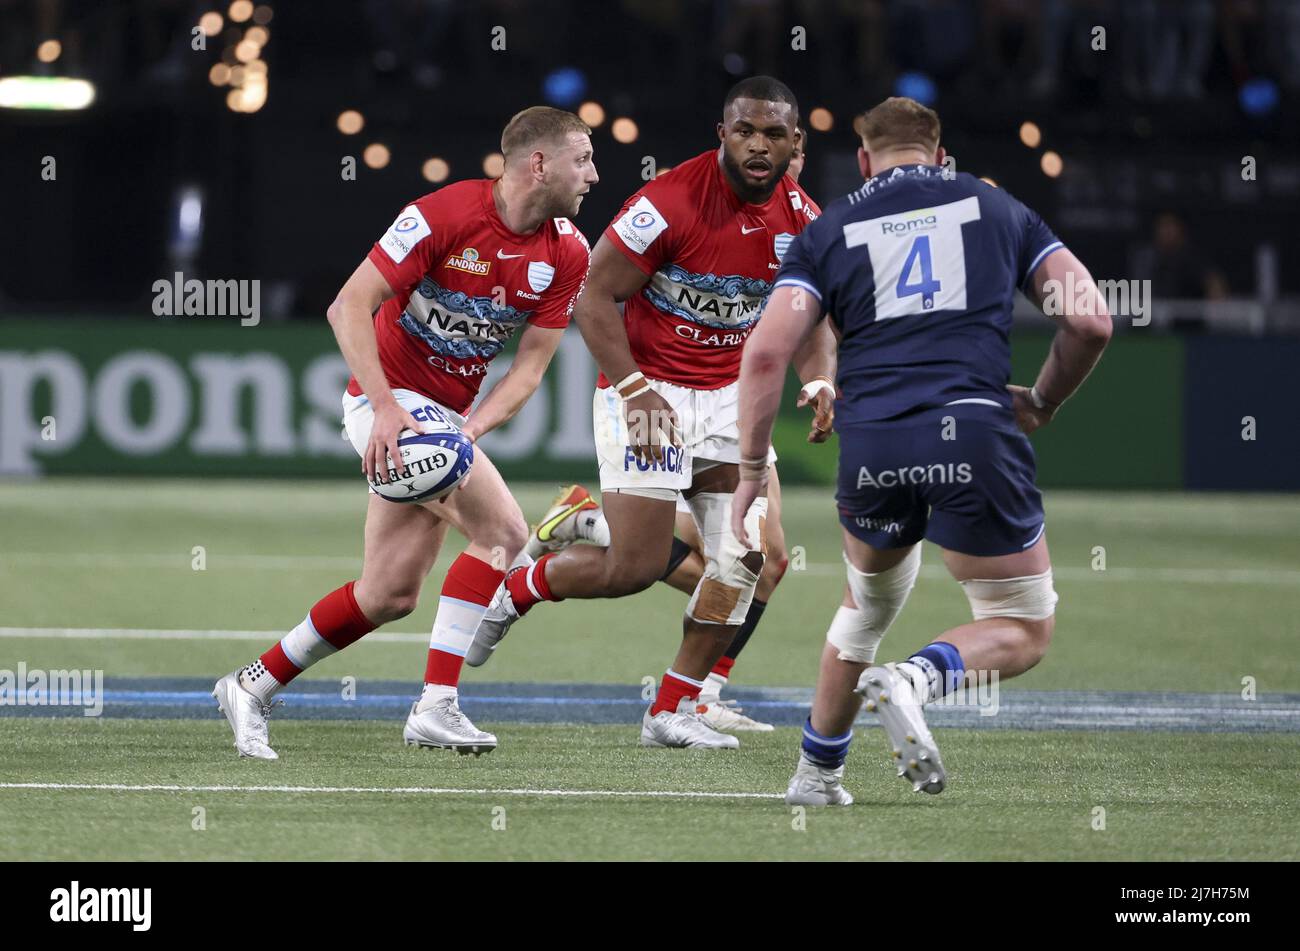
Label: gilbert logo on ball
xmin=371 ymin=429 xmax=474 ymax=503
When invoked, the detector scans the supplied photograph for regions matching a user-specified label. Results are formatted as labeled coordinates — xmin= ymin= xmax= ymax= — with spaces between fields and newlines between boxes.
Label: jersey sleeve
xmin=1012 ymin=196 xmax=1065 ymax=290
xmin=529 ymin=235 xmax=590 ymax=328
xmin=367 ymin=196 xmax=440 ymax=299
xmin=601 ymin=179 xmax=679 ymax=277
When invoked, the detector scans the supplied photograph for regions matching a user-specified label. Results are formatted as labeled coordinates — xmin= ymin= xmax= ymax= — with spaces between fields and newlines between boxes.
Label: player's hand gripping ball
xmin=370 ymin=428 xmax=473 ymax=503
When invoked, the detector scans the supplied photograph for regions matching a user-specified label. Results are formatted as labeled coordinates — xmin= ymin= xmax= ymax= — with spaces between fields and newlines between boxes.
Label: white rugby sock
xmin=698 ymin=671 xmax=727 ymax=705
xmin=896 ymin=659 xmax=939 ymax=705
xmin=417 ymin=683 xmax=458 ymax=711
xmin=239 ymin=660 xmax=282 ymax=704
xmin=579 ymin=509 xmax=610 ymax=546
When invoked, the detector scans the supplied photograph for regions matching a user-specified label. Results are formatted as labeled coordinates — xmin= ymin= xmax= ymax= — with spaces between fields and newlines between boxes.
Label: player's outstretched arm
xmin=1013 ymin=247 xmax=1114 ymax=434
xmin=792 ymin=316 xmax=839 ymax=443
xmin=326 ymin=257 xmax=420 ymax=483
xmin=573 ymin=236 xmax=680 ymax=465
xmin=461 ymin=324 xmax=565 ymax=441
xmin=732 ymin=284 xmax=823 ymax=545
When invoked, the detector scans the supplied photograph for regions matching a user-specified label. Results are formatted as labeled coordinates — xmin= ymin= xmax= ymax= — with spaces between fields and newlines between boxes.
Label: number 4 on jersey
xmin=896 ymin=235 xmax=941 ymax=309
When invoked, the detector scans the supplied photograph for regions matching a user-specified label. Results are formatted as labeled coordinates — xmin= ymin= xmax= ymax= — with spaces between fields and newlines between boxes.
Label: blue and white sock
xmin=898 ymin=641 xmax=965 ymax=704
xmin=801 ymin=717 xmax=853 ymax=769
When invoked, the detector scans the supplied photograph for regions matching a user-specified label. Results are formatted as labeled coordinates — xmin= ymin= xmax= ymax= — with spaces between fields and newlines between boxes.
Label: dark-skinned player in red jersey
xmin=467 ymin=78 xmax=839 ymax=749
xmin=511 ymin=125 xmax=832 ymax=735
xmin=211 ymin=107 xmax=597 ymax=759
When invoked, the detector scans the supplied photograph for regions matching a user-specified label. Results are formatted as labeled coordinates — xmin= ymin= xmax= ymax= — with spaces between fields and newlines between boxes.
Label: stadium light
xmin=337 ymin=110 xmax=364 ymax=134
xmin=37 ymin=39 xmax=62 ymax=63
xmin=199 ymin=12 xmax=223 ymax=36
xmin=482 ymin=152 xmax=505 ymax=178
xmin=0 ymin=76 xmax=95 ymax=110
xmin=611 ymin=117 xmax=638 ymax=144
xmin=1019 ymin=121 xmax=1042 ymax=149
xmin=229 ymin=0 xmax=253 ymax=23
xmin=364 ymin=144 xmax=391 ymax=169
xmin=578 ymin=101 xmax=605 ymax=127
xmin=422 ymin=158 xmax=450 ymax=183
xmin=809 ymin=107 xmax=833 ymax=132
xmin=209 ymin=63 xmax=231 ymax=86
xmin=253 ymin=5 xmax=273 ymax=25
xmin=1041 ymin=151 xmax=1063 ymax=177
xmin=543 ymin=67 xmax=586 ymax=107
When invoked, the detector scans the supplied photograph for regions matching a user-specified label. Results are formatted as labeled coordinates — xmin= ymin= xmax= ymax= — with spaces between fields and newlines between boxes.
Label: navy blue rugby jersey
xmin=773 ymin=163 xmax=1063 ymax=425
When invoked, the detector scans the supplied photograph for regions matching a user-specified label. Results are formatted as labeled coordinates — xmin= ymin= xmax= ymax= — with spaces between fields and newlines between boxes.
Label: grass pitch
xmin=2 ymin=479 xmax=1299 ymax=860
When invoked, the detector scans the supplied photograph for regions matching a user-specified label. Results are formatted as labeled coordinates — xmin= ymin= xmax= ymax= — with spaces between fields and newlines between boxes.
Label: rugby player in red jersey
xmin=468 ymin=78 xmax=838 ymax=749
xmin=514 ymin=123 xmax=830 ymax=734
xmin=211 ymin=107 xmax=597 ymax=759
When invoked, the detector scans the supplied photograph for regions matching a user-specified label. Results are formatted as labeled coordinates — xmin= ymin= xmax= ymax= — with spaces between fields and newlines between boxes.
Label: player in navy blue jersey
xmin=731 ymin=97 xmax=1113 ymax=804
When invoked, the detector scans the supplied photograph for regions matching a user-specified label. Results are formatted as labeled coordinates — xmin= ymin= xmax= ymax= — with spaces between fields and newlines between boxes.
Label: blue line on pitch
xmin=3 ymin=678 xmax=1300 ymax=732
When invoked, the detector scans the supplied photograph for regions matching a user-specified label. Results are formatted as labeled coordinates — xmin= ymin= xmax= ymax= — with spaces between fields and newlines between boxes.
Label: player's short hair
xmin=501 ymin=106 xmax=591 ymax=160
xmin=722 ymin=75 xmax=799 ymax=123
xmin=860 ymin=97 xmax=941 ymax=154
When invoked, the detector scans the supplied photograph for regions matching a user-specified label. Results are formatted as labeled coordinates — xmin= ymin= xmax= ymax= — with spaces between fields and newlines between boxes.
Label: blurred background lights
xmin=809 ymin=107 xmax=833 ymax=132
xmin=894 ymin=71 xmax=937 ymax=106
xmin=208 ymin=62 xmax=231 ymax=86
xmin=199 ymin=12 xmax=223 ymax=36
xmin=1041 ymin=150 xmax=1063 ymax=177
xmin=1019 ymin=121 xmax=1042 ymax=148
xmin=1239 ymin=77 xmax=1279 ymax=117
xmin=252 ymin=4 xmax=273 ymax=25
xmin=37 ymin=39 xmax=62 ymax=63
xmin=542 ymin=67 xmax=586 ymax=106
xmin=482 ymin=152 xmax=505 ymax=178
xmin=611 ymin=117 xmax=638 ymax=143
xmin=337 ymin=109 xmax=364 ymax=134
xmin=422 ymin=158 xmax=450 ymax=183
xmin=228 ymin=1 xmax=253 ymax=24
xmin=578 ymin=101 xmax=605 ymax=127
xmin=363 ymin=143 xmax=391 ymax=169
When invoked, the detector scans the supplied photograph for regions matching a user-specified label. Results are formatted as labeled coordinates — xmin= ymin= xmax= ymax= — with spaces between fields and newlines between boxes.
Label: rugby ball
xmin=370 ymin=428 xmax=473 ymax=503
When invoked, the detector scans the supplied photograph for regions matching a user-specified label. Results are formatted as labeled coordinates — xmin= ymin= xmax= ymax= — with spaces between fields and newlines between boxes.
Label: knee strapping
xmin=829 ymin=545 xmax=921 ymax=662
xmin=961 ymin=569 xmax=1058 ymax=621
xmin=685 ymin=491 xmax=767 ymax=625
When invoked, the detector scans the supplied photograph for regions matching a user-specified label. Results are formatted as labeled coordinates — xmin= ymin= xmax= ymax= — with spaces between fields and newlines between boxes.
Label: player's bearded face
xmin=718 ymin=99 xmax=795 ymax=203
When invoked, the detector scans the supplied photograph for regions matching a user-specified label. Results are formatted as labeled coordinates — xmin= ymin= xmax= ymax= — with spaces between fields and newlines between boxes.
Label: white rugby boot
xmin=523 ymin=484 xmax=604 ymax=559
xmin=856 ymin=662 xmax=946 ymax=794
xmin=402 ymin=697 xmax=497 ymax=755
xmin=785 ymin=753 xmax=854 ymax=806
xmin=464 ymin=577 xmax=521 ymax=668
xmin=695 ymin=698 xmax=776 ymax=732
xmin=212 ymin=670 xmax=281 ymax=760
xmin=639 ymin=705 xmax=740 ymax=749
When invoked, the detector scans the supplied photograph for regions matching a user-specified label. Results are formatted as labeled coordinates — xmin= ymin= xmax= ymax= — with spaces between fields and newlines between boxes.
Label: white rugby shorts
xmin=593 ymin=377 xmax=777 ymax=500
xmin=341 ymin=388 xmax=465 ymax=493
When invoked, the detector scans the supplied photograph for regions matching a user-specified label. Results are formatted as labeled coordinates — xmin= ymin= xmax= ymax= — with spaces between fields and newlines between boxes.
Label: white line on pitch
xmin=2 ymin=553 xmax=1296 ymax=585
xmin=0 ymin=782 xmax=782 ymax=801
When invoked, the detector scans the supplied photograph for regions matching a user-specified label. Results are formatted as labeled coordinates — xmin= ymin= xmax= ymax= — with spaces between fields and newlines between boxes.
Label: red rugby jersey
xmin=600 ymin=150 xmax=819 ymax=390
xmin=347 ymin=179 xmax=590 ymax=414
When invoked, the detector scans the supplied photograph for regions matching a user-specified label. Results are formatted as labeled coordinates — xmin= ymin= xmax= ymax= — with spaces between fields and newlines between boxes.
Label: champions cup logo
xmin=444 ymin=247 xmax=491 ymax=276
